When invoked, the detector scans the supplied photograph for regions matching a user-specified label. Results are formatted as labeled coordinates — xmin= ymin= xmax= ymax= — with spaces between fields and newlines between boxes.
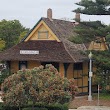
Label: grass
xmin=99 ymin=93 xmax=110 ymax=100
xmin=93 ymin=93 xmax=110 ymax=100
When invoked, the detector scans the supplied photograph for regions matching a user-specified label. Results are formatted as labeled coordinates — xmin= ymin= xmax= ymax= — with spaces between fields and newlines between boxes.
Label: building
xmin=0 ymin=9 xmax=107 ymax=94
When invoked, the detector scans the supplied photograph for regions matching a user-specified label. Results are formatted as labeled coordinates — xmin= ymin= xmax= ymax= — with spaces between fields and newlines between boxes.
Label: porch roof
xmin=0 ymin=40 xmax=75 ymax=63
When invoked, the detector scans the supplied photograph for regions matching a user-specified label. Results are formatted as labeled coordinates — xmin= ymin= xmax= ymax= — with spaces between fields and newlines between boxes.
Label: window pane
xmin=38 ymin=31 xmax=49 ymax=39
xmin=74 ymin=63 xmax=83 ymax=70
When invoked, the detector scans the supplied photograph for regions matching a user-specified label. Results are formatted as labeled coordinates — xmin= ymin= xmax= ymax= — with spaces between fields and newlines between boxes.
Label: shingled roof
xmin=0 ymin=17 xmax=87 ymax=62
xmin=0 ymin=41 xmax=74 ymax=63
xmin=22 ymin=17 xmax=77 ymax=41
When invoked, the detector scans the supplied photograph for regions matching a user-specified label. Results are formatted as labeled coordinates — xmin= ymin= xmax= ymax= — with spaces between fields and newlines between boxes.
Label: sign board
xmin=20 ymin=50 xmax=39 ymax=55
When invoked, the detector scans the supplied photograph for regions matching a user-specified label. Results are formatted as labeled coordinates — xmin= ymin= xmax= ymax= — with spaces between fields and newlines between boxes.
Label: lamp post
xmin=88 ymin=51 xmax=93 ymax=101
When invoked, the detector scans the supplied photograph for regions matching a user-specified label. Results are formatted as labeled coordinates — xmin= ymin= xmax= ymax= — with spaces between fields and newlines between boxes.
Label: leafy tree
xmin=0 ymin=38 xmax=5 ymax=51
xmin=18 ymin=31 xmax=29 ymax=42
xmin=1 ymin=64 xmax=78 ymax=110
xmin=72 ymin=0 xmax=110 ymax=92
xmin=0 ymin=19 xmax=29 ymax=49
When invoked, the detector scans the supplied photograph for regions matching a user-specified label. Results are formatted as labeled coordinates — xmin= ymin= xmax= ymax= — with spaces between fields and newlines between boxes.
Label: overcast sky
xmin=0 ymin=0 xmax=110 ymax=28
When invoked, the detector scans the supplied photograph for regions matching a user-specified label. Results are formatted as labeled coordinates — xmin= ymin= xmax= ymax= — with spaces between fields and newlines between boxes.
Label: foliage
xmin=73 ymin=0 xmax=110 ymax=15
xmin=70 ymin=21 xmax=110 ymax=44
xmin=91 ymin=50 xmax=110 ymax=92
xmin=72 ymin=0 xmax=110 ymax=92
xmin=22 ymin=103 xmax=68 ymax=110
xmin=82 ymin=50 xmax=110 ymax=92
xmin=0 ymin=19 xmax=29 ymax=49
xmin=0 ymin=102 xmax=19 ymax=110
xmin=18 ymin=31 xmax=29 ymax=42
xmin=23 ymin=107 xmax=48 ymax=110
xmin=72 ymin=0 xmax=110 ymax=44
xmin=0 ymin=102 xmax=68 ymax=110
xmin=1 ymin=64 xmax=77 ymax=109
xmin=0 ymin=69 xmax=12 ymax=85
xmin=0 ymin=38 xmax=5 ymax=51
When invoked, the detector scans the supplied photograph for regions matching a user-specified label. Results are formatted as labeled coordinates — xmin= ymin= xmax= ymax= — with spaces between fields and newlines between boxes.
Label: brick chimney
xmin=47 ymin=8 xmax=52 ymax=19
xmin=75 ymin=12 xmax=80 ymax=22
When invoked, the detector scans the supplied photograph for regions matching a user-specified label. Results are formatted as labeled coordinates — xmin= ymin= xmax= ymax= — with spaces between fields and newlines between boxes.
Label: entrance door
xmin=73 ymin=62 xmax=88 ymax=95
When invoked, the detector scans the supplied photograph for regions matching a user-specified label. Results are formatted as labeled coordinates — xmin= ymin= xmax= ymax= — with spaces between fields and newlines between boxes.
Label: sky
xmin=0 ymin=0 xmax=110 ymax=28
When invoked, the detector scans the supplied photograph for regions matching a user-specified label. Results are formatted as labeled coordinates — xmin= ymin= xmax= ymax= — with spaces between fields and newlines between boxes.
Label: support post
xmin=88 ymin=52 xmax=93 ymax=101
xmin=63 ymin=63 xmax=70 ymax=77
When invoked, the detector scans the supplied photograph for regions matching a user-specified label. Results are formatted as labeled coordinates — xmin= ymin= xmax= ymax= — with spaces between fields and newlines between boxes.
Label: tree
xmin=0 ymin=38 xmax=5 ymax=51
xmin=1 ymin=64 xmax=78 ymax=109
xmin=18 ymin=31 xmax=29 ymax=42
xmin=73 ymin=0 xmax=110 ymax=15
xmin=0 ymin=19 xmax=29 ymax=49
xmin=72 ymin=0 xmax=110 ymax=92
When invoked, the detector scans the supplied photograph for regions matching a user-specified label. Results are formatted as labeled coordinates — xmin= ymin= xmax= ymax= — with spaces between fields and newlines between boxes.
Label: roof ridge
xmin=62 ymin=40 xmax=76 ymax=62
xmin=43 ymin=17 xmax=63 ymax=39
xmin=42 ymin=17 xmax=75 ymax=23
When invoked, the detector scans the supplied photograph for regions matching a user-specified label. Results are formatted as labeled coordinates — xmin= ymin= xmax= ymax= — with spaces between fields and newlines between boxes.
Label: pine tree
xmin=73 ymin=0 xmax=110 ymax=15
xmin=72 ymin=0 xmax=110 ymax=92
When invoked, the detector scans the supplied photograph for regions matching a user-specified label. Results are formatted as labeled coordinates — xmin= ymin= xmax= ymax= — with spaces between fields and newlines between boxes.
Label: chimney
xmin=75 ymin=12 xmax=80 ymax=22
xmin=47 ymin=8 xmax=52 ymax=19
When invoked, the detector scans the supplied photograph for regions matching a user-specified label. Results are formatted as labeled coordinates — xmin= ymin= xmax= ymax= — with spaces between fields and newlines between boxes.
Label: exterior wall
xmin=10 ymin=61 xmax=41 ymax=73
xmin=59 ymin=63 xmax=64 ymax=77
xmin=30 ymin=24 xmax=57 ymax=41
xmin=25 ymin=21 xmax=60 ymax=42
xmin=10 ymin=61 xmax=19 ymax=73
xmin=59 ymin=63 xmax=73 ymax=79
xmin=82 ymin=62 xmax=88 ymax=93
xmin=67 ymin=64 xmax=73 ymax=79
xmin=88 ymin=39 xmax=107 ymax=51
xmin=28 ymin=61 xmax=40 ymax=69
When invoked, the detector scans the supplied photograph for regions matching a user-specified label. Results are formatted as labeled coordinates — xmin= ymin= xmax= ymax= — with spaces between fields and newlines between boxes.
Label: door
xmin=73 ymin=62 xmax=88 ymax=95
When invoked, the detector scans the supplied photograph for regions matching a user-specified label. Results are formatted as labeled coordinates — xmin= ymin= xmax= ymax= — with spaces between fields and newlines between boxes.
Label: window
xmin=41 ymin=62 xmax=59 ymax=71
xmin=19 ymin=61 xmax=27 ymax=70
xmin=74 ymin=63 xmax=83 ymax=70
xmin=38 ymin=31 xmax=49 ymax=39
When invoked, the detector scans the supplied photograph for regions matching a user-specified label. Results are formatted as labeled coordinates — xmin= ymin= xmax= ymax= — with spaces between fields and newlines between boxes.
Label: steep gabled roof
xmin=42 ymin=17 xmax=76 ymax=40
xmin=0 ymin=17 xmax=87 ymax=62
xmin=23 ymin=17 xmax=76 ymax=41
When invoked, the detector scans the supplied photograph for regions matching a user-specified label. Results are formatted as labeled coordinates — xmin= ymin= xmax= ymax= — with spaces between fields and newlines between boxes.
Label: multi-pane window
xmin=74 ymin=63 xmax=83 ymax=70
xmin=38 ymin=31 xmax=49 ymax=39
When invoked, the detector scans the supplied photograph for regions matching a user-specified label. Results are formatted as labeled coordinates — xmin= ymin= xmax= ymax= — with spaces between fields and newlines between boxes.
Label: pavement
xmin=69 ymin=106 xmax=110 ymax=110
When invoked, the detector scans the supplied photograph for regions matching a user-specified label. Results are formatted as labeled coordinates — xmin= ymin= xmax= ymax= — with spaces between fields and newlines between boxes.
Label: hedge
xmin=0 ymin=102 xmax=68 ymax=110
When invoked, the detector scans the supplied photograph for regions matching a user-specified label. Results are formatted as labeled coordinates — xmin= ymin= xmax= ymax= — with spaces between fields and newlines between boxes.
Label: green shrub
xmin=22 ymin=107 xmax=48 ymax=110
xmin=0 ymin=102 xmax=68 ymax=110
xmin=0 ymin=102 xmax=19 ymax=110
xmin=0 ymin=69 xmax=12 ymax=85
xmin=0 ymin=102 xmax=4 ymax=110
xmin=1 ymin=64 xmax=77 ymax=107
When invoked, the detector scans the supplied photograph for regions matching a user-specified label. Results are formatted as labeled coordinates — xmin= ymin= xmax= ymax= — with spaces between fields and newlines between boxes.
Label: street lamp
xmin=88 ymin=51 xmax=93 ymax=101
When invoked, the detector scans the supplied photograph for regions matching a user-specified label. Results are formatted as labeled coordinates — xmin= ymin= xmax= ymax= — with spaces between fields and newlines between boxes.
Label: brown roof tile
xmin=42 ymin=17 xmax=76 ymax=40
xmin=0 ymin=18 xmax=87 ymax=62
xmin=0 ymin=41 xmax=74 ymax=63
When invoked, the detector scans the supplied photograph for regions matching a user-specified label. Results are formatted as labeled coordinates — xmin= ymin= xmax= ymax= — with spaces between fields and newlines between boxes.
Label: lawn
xmin=93 ymin=92 xmax=110 ymax=100
xmin=97 ymin=93 xmax=110 ymax=100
